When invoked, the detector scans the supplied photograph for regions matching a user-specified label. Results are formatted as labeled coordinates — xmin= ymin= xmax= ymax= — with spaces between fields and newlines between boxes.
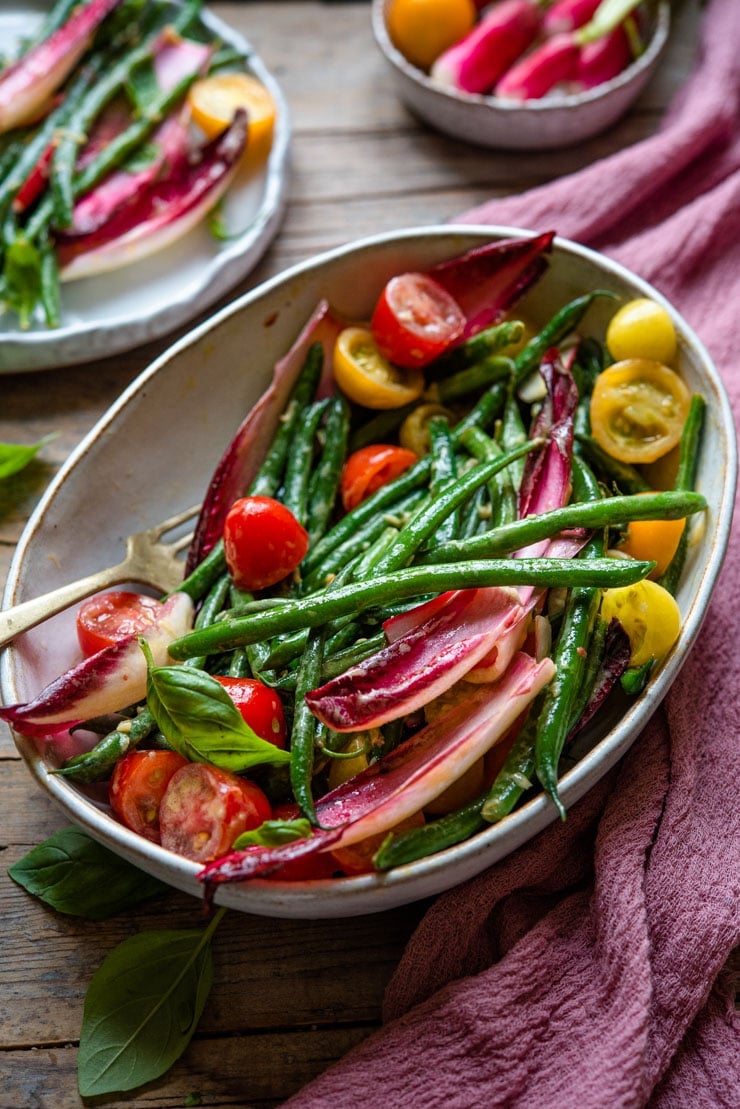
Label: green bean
xmin=168 ymin=557 xmax=654 ymax=660
xmin=373 ymin=441 xmax=539 ymax=575
xmin=250 ymin=343 xmax=324 ymax=497
xmin=306 ymin=395 xmax=350 ymax=542
xmin=565 ymin=615 xmax=608 ymax=737
xmin=281 ymin=398 xmax=330 ymax=524
xmin=374 ymin=795 xmax=487 ymax=870
xmin=658 ymin=394 xmax=706 ymax=595
xmin=512 ymin=291 xmax=616 ymax=387
xmin=182 ymin=572 xmax=231 ymax=670
xmin=348 ymin=402 xmax=417 ymax=453
xmin=427 ymin=416 xmax=459 ymax=546
xmin=53 ymin=707 xmax=157 ymax=784
xmin=290 ymin=628 xmax=325 ymax=823
xmin=176 ymin=539 xmax=227 ymax=603
xmin=303 ymin=382 xmax=505 ymax=573
xmin=432 ymin=356 xmax=514 ymax=405
xmin=482 ymin=715 xmax=539 ymax=823
xmin=429 ymin=319 xmax=524 ymax=379
xmin=38 ymin=234 xmax=61 ymax=329
xmin=459 ymin=426 xmax=513 ymax=527
xmin=498 ymin=387 xmax=528 ymax=497
xmin=534 ymin=459 xmax=605 ymax=818
xmin=420 ymin=489 xmax=706 ymax=565
xmin=228 ymin=647 xmax=250 ymax=678
xmin=575 ymin=434 xmax=652 ymax=493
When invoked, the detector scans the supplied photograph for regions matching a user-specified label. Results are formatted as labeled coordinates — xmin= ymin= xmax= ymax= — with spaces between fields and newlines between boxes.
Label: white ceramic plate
xmin=372 ymin=0 xmax=670 ymax=150
xmin=0 ymin=1 xmax=291 ymax=373
xmin=2 ymin=226 xmax=736 ymax=918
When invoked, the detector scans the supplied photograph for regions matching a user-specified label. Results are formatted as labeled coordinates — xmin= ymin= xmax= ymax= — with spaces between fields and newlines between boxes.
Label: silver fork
xmin=0 ymin=504 xmax=200 ymax=651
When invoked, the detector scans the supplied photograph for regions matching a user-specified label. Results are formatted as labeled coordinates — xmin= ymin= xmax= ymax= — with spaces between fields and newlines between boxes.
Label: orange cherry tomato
xmin=371 ymin=272 xmax=466 ymax=369
xmin=76 ymin=591 xmax=164 ymax=656
xmin=187 ymin=73 xmax=277 ymax=165
xmin=159 ymin=763 xmax=272 ymax=863
xmin=109 ymin=749 xmax=189 ymax=843
xmin=387 ymin=0 xmax=477 ymax=70
xmin=618 ymin=495 xmax=686 ymax=579
xmin=339 ymin=444 xmax=419 ymax=511
xmin=589 ymin=359 xmax=691 ymax=464
xmin=214 ymin=676 xmax=288 ymax=748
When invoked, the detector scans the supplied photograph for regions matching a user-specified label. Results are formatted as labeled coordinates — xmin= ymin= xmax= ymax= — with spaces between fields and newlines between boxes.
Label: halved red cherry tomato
xmin=339 ymin=444 xmax=419 ymax=512
xmin=109 ymin=749 xmax=189 ymax=843
xmin=214 ymin=676 xmax=288 ymax=748
xmin=371 ymin=272 xmax=466 ymax=369
xmin=76 ymin=591 xmax=164 ymax=656
xmin=223 ymin=495 xmax=309 ymax=591
xmin=333 ymin=327 xmax=425 ymax=409
xmin=159 ymin=763 xmax=272 ymax=863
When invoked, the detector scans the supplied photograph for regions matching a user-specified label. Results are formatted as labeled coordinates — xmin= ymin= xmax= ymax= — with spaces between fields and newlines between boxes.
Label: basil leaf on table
xmin=78 ymin=908 xmax=226 ymax=1097
xmin=8 ymin=827 xmax=168 ymax=920
xmin=143 ymin=644 xmax=291 ymax=772
xmin=0 ymin=434 xmax=55 ymax=480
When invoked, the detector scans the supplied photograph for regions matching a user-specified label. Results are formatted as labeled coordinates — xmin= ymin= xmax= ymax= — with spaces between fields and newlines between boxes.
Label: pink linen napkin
xmin=286 ymin=1 xmax=740 ymax=1104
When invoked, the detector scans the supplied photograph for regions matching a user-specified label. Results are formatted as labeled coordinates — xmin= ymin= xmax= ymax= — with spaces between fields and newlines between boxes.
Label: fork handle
xmin=0 ymin=561 xmax=131 ymax=651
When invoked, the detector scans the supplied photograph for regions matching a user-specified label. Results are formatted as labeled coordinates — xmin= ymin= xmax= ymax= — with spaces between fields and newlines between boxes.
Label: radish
xmin=431 ymin=0 xmax=543 ymax=95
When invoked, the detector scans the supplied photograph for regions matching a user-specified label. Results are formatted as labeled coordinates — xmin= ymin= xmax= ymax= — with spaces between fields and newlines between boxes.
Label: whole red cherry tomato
xmin=76 ymin=591 xmax=164 ymax=656
xmin=371 ymin=272 xmax=466 ymax=369
xmin=214 ymin=676 xmax=288 ymax=748
xmin=339 ymin=444 xmax=418 ymax=512
xmin=223 ymin=495 xmax=309 ymax=591
xmin=109 ymin=749 xmax=189 ymax=843
xmin=159 ymin=763 xmax=272 ymax=863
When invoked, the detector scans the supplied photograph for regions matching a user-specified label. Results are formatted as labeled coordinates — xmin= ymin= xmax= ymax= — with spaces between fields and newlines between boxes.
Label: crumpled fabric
xmin=285 ymin=0 xmax=740 ymax=1103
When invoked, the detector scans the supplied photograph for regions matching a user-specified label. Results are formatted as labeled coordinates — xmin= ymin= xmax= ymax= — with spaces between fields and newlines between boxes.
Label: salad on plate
xmin=0 ymin=232 xmax=707 ymax=897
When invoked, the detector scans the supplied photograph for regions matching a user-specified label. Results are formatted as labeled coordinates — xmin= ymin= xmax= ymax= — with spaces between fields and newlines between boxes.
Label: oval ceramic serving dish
xmin=0 ymin=1 xmax=291 ymax=373
xmin=1 ymin=226 xmax=736 ymax=918
xmin=372 ymin=0 xmax=670 ymax=150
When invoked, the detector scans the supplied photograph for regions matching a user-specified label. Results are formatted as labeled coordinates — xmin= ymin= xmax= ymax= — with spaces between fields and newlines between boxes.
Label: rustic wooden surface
xmin=0 ymin=2 xmax=700 ymax=1105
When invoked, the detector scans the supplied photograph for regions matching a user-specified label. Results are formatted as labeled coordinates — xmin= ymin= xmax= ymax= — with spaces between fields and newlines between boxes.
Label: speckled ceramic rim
xmin=3 ymin=225 xmax=736 ymax=919
xmin=372 ymin=0 xmax=671 ymax=148
xmin=0 ymin=3 xmax=291 ymax=373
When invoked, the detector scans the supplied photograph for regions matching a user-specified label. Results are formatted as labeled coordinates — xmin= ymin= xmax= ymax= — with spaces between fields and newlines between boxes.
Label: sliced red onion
xmin=57 ymin=109 xmax=248 ymax=279
xmin=306 ymin=586 xmax=526 ymax=732
xmin=186 ymin=301 xmax=345 ymax=570
xmin=0 ymin=0 xmax=124 ymax=134
xmin=429 ymin=231 xmax=555 ymax=339
xmin=199 ymin=651 xmax=555 ymax=888
xmin=0 ymin=592 xmax=193 ymax=735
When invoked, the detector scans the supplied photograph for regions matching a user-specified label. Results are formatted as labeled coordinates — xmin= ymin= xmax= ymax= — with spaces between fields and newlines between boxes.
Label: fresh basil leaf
xmin=2 ymin=236 xmax=42 ymax=329
xmin=207 ymin=201 xmax=241 ymax=242
xmin=78 ymin=908 xmax=226 ymax=1097
xmin=145 ymin=652 xmax=290 ymax=772
xmin=0 ymin=433 xmax=56 ymax=479
xmin=8 ymin=827 xmax=168 ymax=920
xmin=233 ymin=817 xmax=313 ymax=850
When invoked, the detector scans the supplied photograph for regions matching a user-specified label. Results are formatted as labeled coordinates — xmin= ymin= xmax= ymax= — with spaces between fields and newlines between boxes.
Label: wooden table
xmin=0 ymin=3 xmax=700 ymax=1105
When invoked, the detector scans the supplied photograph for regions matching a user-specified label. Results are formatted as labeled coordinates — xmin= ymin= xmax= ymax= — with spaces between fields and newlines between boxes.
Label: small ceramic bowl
xmin=2 ymin=226 xmax=736 ymax=919
xmin=372 ymin=0 xmax=671 ymax=150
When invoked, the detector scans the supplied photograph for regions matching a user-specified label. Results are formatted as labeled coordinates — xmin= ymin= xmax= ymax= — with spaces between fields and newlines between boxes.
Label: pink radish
xmin=431 ymin=0 xmax=543 ymax=95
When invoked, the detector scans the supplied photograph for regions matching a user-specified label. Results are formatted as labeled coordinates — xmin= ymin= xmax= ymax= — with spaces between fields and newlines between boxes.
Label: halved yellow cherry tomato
xmin=333 ymin=327 xmax=425 ymax=409
xmin=398 ymin=402 xmax=454 ymax=454
xmin=387 ymin=0 xmax=477 ymax=70
xmin=590 ymin=359 xmax=691 ymax=464
xmin=619 ymin=494 xmax=685 ymax=579
xmin=600 ymin=579 xmax=681 ymax=667
xmin=187 ymin=73 xmax=277 ymax=165
xmin=606 ymin=298 xmax=677 ymax=365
